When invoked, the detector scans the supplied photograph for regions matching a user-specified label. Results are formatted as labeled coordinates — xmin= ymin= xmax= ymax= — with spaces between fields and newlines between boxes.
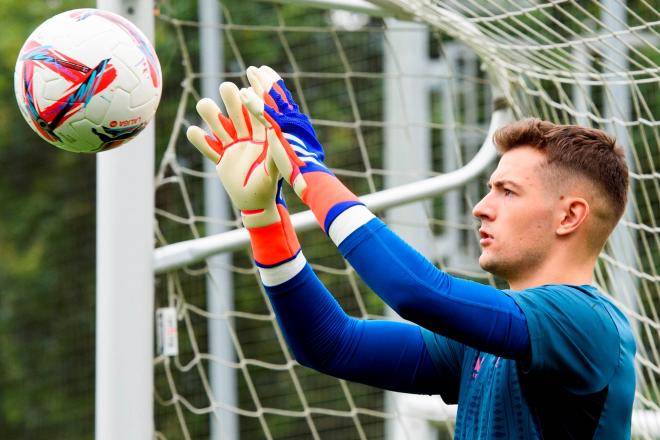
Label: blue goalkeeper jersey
xmin=265 ymin=218 xmax=636 ymax=437
xmin=422 ymin=284 xmax=636 ymax=439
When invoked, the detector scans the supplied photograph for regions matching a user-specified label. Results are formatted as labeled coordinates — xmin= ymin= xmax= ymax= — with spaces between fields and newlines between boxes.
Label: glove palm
xmin=187 ymin=81 xmax=300 ymax=267
xmin=187 ymin=82 xmax=280 ymax=229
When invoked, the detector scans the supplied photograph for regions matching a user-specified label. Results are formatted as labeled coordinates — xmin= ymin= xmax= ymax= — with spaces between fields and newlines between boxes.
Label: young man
xmin=186 ymin=66 xmax=636 ymax=439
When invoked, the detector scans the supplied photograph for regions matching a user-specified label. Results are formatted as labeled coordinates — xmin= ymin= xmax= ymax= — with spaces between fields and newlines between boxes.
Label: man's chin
xmin=479 ymin=255 xmax=500 ymax=276
xmin=478 ymin=256 xmax=490 ymax=272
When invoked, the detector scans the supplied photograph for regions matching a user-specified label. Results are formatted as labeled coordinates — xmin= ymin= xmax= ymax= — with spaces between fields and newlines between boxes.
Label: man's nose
xmin=472 ymin=193 xmax=494 ymax=220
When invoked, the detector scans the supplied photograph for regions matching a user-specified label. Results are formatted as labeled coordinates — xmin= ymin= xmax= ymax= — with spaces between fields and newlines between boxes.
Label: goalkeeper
xmin=187 ymin=66 xmax=635 ymax=439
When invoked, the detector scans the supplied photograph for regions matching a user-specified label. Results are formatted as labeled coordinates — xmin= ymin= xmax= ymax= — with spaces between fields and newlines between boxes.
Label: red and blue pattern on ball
xmin=19 ymin=41 xmax=116 ymax=143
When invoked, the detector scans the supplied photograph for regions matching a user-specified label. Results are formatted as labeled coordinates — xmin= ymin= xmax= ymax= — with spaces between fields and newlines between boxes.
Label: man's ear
xmin=556 ymin=197 xmax=589 ymax=236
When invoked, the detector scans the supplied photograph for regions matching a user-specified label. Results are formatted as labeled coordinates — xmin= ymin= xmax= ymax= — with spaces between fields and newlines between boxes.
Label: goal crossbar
xmin=258 ymin=0 xmax=410 ymax=19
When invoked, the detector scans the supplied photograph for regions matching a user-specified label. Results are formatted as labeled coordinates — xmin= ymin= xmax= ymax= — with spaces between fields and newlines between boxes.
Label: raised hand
xmin=186 ymin=81 xmax=300 ymax=267
xmin=186 ymin=81 xmax=280 ymax=229
xmin=246 ymin=65 xmax=330 ymax=176
xmin=242 ymin=66 xmax=362 ymax=234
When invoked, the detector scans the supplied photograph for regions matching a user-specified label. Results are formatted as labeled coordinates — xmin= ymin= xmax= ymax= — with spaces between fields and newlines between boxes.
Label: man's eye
xmin=504 ymin=189 xmax=513 ymax=196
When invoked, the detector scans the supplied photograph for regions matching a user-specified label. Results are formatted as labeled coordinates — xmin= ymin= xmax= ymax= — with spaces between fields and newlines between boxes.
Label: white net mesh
xmin=152 ymin=0 xmax=659 ymax=438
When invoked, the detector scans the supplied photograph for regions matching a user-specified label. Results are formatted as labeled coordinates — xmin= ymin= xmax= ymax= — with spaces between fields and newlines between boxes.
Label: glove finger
xmin=266 ymin=127 xmax=295 ymax=185
xmin=241 ymin=87 xmax=271 ymax=129
xmin=266 ymin=127 xmax=307 ymax=198
xmin=246 ymin=66 xmax=266 ymax=97
xmin=258 ymin=65 xmax=292 ymax=109
xmin=258 ymin=65 xmax=281 ymax=89
xmin=244 ymin=101 xmax=284 ymax=180
xmin=267 ymin=79 xmax=299 ymax=112
xmin=240 ymin=87 xmax=267 ymax=143
xmin=247 ymin=65 xmax=279 ymax=111
xmin=243 ymin=87 xmax=306 ymax=187
xmin=260 ymin=65 xmax=298 ymax=110
xmin=186 ymin=125 xmax=222 ymax=163
xmin=219 ymin=82 xmax=250 ymax=139
xmin=196 ymin=98 xmax=234 ymax=145
xmin=263 ymin=112 xmax=306 ymax=168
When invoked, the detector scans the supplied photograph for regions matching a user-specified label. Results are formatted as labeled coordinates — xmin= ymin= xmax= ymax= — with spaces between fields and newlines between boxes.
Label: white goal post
xmin=95 ymin=1 xmax=155 ymax=440
xmin=95 ymin=0 xmax=660 ymax=439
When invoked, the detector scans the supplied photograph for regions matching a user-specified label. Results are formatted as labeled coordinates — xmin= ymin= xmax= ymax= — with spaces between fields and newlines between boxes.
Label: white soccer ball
xmin=14 ymin=8 xmax=162 ymax=153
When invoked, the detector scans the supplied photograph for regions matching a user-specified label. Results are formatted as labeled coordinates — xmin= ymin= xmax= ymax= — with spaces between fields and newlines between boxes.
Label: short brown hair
xmin=493 ymin=118 xmax=629 ymax=227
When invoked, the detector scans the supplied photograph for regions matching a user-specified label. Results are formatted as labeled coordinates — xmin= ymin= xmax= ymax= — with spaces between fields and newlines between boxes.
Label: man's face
xmin=472 ymin=147 xmax=559 ymax=281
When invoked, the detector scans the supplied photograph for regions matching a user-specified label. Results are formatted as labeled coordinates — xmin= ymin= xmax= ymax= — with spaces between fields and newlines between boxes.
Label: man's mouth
xmin=479 ymin=229 xmax=493 ymax=246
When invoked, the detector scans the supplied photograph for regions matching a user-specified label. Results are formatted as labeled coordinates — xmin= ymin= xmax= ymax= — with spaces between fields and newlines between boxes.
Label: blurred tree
xmin=0 ymin=1 xmax=96 ymax=438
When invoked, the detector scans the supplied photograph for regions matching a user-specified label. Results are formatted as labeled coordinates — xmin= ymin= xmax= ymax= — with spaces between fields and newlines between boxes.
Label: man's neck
xmin=507 ymin=252 xmax=596 ymax=291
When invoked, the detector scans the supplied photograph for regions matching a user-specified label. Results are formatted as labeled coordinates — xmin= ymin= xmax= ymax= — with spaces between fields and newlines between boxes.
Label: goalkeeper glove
xmin=243 ymin=65 xmax=364 ymax=235
xmin=186 ymin=81 xmax=301 ymax=270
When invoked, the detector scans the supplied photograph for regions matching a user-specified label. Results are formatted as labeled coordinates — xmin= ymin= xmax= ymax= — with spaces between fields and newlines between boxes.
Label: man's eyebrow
xmin=487 ymin=179 xmax=523 ymax=189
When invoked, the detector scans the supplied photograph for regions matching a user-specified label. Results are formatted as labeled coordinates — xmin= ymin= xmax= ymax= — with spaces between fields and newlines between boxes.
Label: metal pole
xmin=383 ymin=19 xmax=440 ymax=440
xmin=601 ymin=0 xmax=638 ymax=324
xmin=599 ymin=2 xmax=647 ymax=431
xmin=95 ymin=1 xmax=155 ymax=439
xmin=152 ymin=101 xmax=509 ymax=273
xmin=440 ymin=47 xmax=461 ymax=268
xmin=198 ymin=0 xmax=238 ymax=438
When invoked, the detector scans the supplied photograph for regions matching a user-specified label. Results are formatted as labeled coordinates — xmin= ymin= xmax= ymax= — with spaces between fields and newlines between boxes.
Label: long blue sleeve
xmin=338 ymin=218 xmax=530 ymax=359
xmin=265 ymin=264 xmax=456 ymax=395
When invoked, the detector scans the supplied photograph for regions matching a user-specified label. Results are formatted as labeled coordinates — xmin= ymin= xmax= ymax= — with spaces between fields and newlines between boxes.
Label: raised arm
xmin=186 ymin=81 xmax=459 ymax=395
xmin=243 ymin=66 xmax=530 ymax=359
xmin=264 ymin=261 xmax=459 ymax=395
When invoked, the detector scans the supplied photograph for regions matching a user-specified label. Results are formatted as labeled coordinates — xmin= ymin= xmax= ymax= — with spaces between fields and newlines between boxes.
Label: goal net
xmin=150 ymin=0 xmax=659 ymax=438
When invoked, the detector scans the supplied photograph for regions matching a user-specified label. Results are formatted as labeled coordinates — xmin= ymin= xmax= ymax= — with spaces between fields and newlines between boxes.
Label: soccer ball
xmin=14 ymin=9 xmax=162 ymax=153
